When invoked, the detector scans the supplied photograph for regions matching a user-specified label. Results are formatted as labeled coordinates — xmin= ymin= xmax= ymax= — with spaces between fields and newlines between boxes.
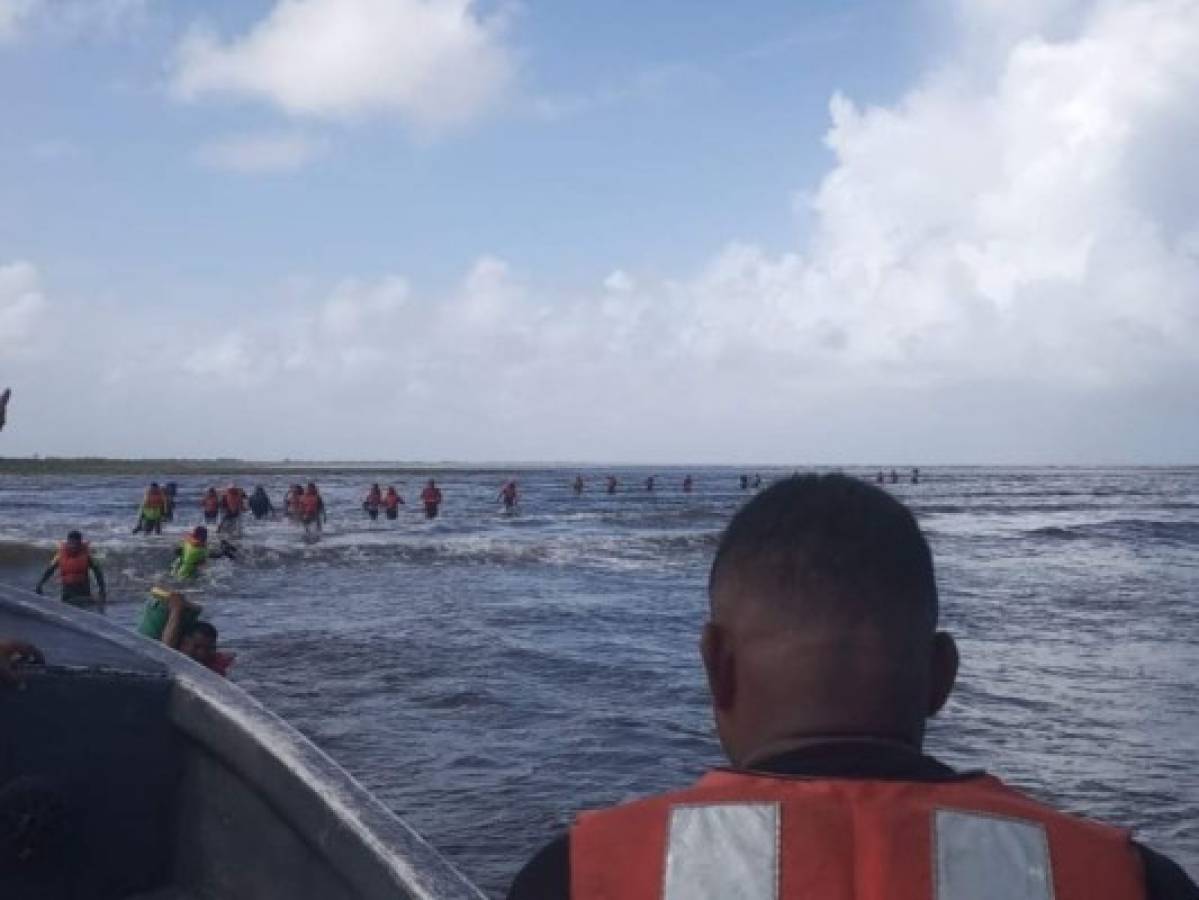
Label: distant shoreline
xmin=0 ymin=458 xmax=1194 ymax=476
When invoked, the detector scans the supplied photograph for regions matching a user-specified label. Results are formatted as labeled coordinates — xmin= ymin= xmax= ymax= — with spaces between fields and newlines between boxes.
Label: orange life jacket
xmin=421 ymin=487 xmax=441 ymax=505
xmin=365 ymin=490 xmax=381 ymax=509
xmin=571 ymin=770 xmax=1146 ymax=900
xmin=300 ymin=493 xmax=320 ymax=517
xmin=223 ymin=489 xmax=243 ymax=513
xmin=384 ymin=491 xmax=400 ymax=510
xmin=58 ymin=542 xmax=91 ymax=587
xmin=143 ymin=488 xmax=165 ymax=511
xmin=202 ymin=493 xmax=219 ymax=514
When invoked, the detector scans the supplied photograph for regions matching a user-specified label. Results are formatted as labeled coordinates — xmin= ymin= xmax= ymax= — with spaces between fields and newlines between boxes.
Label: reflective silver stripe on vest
xmin=663 ymin=802 xmax=779 ymax=900
xmin=935 ymin=809 xmax=1055 ymax=900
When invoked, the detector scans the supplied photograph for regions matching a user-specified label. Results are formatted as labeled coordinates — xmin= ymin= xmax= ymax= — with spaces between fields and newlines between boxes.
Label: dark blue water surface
xmin=1 ymin=466 xmax=1196 ymax=893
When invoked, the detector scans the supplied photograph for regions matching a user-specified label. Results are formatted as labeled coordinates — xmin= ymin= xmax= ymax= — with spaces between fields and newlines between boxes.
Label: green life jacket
xmin=171 ymin=538 xmax=208 ymax=579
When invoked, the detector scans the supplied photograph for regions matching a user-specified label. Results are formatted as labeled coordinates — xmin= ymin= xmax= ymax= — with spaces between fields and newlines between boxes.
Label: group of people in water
xmin=27 ymin=469 xmax=923 ymax=690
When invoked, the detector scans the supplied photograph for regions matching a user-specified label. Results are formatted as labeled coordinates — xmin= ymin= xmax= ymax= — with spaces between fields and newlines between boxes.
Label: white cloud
xmin=7 ymin=0 xmax=1199 ymax=462
xmin=603 ymin=270 xmax=635 ymax=293
xmin=0 ymin=0 xmax=148 ymax=42
xmin=0 ymin=261 xmax=47 ymax=358
xmin=195 ymin=131 xmax=326 ymax=174
xmin=0 ymin=0 xmax=36 ymax=41
xmin=172 ymin=0 xmax=515 ymax=130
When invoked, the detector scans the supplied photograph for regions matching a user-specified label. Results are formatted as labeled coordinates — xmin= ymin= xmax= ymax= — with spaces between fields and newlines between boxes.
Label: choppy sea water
xmin=0 ymin=466 xmax=1196 ymax=893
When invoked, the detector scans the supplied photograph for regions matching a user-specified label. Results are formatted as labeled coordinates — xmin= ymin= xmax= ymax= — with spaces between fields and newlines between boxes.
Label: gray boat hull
xmin=0 ymin=584 xmax=485 ymax=900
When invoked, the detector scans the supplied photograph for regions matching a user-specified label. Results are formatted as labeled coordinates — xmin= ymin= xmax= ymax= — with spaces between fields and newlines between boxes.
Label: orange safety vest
xmin=58 ymin=542 xmax=91 ymax=587
xmin=384 ymin=492 xmax=400 ymax=510
xmin=223 ymin=489 xmax=243 ymax=513
xmin=202 ymin=494 xmax=219 ymax=514
xmin=143 ymin=489 xmax=165 ymax=511
xmin=300 ymin=493 xmax=320 ymax=517
xmin=571 ymin=770 xmax=1146 ymax=900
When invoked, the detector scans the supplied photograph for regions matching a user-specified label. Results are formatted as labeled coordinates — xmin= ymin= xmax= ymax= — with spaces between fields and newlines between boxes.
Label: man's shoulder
xmin=1138 ymin=843 xmax=1199 ymax=900
xmin=506 ymin=832 xmax=570 ymax=900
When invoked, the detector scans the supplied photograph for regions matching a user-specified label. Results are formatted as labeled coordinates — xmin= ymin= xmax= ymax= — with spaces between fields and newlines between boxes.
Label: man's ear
xmin=701 ymin=621 xmax=736 ymax=711
xmin=927 ymin=631 xmax=959 ymax=717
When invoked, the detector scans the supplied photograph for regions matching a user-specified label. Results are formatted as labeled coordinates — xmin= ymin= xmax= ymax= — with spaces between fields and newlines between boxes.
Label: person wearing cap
xmin=34 ymin=530 xmax=106 ymax=605
xmin=170 ymin=526 xmax=235 ymax=579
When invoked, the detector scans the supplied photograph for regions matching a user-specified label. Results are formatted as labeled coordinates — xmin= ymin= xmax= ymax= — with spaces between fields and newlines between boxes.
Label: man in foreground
xmin=508 ymin=474 xmax=1197 ymax=899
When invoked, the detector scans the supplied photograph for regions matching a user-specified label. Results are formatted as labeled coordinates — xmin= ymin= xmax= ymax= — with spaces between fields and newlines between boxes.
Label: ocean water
xmin=0 ymin=465 xmax=1196 ymax=894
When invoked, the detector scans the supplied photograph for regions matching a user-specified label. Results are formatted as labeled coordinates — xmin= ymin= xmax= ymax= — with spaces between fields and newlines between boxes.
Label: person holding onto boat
xmin=248 ymin=485 xmax=274 ymax=520
xmin=201 ymin=486 xmax=220 ymax=523
xmin=299 ymin=482 xmax=326 ymax=534
xmin=421 ymin=479 xmax=443 ymax=520
xmin=383 ymin=486 xmax=404 ymax=520
xmin=507 ymin=474 xmax=1199 ymax=900
xmin=140 ymin=587 xmax=234 ymax=677
xmin=170 ymin=525 xmax=235 ymax=579
xmin=219 ymin=483 xmax=247 ymax=535
xmin=133 ymin=482 xmax=168 ymax=535
xmin=0 ymin=637 xmax=43 ymax=686
xmin=363 ymin=484 xmax=383 ymax=521
xmin=35 ymin=530 xmax=107 ymax=605
xmin=499 ymin=480 xmax=519 ymax=512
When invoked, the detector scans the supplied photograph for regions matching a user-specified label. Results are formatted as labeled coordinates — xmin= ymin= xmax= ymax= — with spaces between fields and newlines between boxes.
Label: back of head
xmin=710 ymin=473 xmax=938 ymax=633
xmin=705 ymin=474 xmax=953 ymax=762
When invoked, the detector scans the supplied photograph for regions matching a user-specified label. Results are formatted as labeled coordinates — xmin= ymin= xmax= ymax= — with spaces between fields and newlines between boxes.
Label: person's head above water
xmin=179 ymin=620 xmax=218 ymax=666
xmin=192 ymin=525 xmax=208 ymax=544
xmin=64 ymin=530 xmax=84 ymax=551
xmin=702 ymin=473 xmax=958 ymax=769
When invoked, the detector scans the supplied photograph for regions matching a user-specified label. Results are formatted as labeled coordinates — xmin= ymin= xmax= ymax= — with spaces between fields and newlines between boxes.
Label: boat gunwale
xmin=0 ymin=583 xmax=486 ymax=900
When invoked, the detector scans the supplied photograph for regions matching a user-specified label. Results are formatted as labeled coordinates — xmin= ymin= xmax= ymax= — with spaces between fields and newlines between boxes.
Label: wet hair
xmin=66 ymin=530 xmax=82 ymax=542
xmin=193 ymin=525 xmax=208 ymax=541
xmin=183 ymin=621 xmax=218 ymax=643
xmin=710 ymin=474 xmax=938 ymax=631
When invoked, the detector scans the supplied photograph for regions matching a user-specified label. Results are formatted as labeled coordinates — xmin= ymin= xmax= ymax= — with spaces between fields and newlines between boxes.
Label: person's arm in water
xmin=212 ymin=539 xmax=238 ymax=560
xmin=34 ymin=555 xmax=60 ymax=594
xmin=89 ymin=557 xmax=107 ymax=602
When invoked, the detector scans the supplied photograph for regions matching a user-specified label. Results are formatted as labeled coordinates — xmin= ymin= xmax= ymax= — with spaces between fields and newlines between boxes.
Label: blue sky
xmin=0 ymin=1 xmax=923 ymax=295
xmin=1 ymin=0 xmax=1197 ymax=462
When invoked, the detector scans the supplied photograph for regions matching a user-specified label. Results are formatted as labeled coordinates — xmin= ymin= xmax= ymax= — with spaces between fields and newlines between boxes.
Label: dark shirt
xmin=506 ymin=742 xmax=1198 ymax=900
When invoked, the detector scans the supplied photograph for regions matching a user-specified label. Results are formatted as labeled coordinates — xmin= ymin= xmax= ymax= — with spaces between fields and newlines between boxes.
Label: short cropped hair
xmin=183 ymin=621 xmax=218 ymax=642
xmin=710 ymin=474 xmax=938 ymax=630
